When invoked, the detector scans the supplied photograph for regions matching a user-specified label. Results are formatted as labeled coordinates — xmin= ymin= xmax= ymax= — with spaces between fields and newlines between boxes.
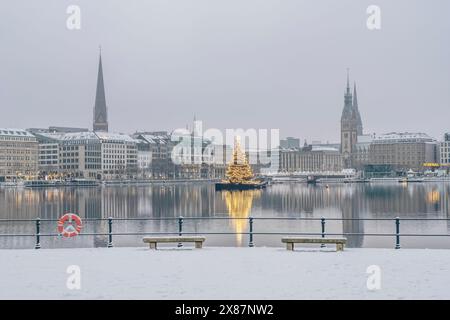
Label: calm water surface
xmin=1 ymin=182 xmax=449 ymax=249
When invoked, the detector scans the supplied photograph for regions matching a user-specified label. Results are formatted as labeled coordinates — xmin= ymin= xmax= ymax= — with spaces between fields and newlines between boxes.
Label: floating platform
xmin=24 ymin=179 xmax=99 ymax=188
xmin=398 ymin=178 xmax=425 ymax=183
xmin=215 ymin=180 xmax=268 ymax=191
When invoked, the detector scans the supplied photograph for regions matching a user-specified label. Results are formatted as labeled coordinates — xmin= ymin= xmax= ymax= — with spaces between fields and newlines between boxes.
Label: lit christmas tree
xmin=225 ymin=137 xmax=255 ymax=184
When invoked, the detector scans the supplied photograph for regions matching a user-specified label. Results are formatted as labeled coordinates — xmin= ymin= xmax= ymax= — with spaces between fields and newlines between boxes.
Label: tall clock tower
xmin=340 ymin=70 xmax=362 ymax=168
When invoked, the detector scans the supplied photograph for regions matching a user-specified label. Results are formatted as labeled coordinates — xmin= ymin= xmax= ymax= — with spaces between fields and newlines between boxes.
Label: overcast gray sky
xmin=1 ymin=0 xmax=449 ymax=143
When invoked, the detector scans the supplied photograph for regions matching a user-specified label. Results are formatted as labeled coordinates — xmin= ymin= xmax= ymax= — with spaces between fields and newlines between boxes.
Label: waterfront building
xmin=352 ymin=134 xmax=375 ymax=170
xmin=171 ymin=130 xmax=204 ymax=179
xmin=439 ymin=133 xmax=450 ymax=167
xmin=95 ymin=132 xmax=138 ymax=179
xmin=58 ymin=131 xmax=137 ymax=179
xmin=31 ymin=132 xmax=64 ymax=176
xmin=340 ymin=71 xmax=364 ymax=168
xmin=133 ymin=132 xmax=174 ymax=179
xmin=134 ymin=129 xmax=227 ymax=180
xmin=136 ymin=139 xmax=152 ymax=179
xmin=0 ymin=129 xmax=38 ymax=181
xmin=279 ymin=144 xmax=343 ymax=173
xmin=280 ymin=137 xmax=300 ymax=150
xmin=59 ymin=132 xmax=102 ymax=179
xmin=369 ymin=132 xmax=437 ymax=172
xmin=207 ymin=143 xmax=232 ymax=179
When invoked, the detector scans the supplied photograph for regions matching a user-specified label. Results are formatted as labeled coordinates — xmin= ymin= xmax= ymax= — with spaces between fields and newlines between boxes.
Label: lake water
xmin=1 ymin=182 xmax=449 ymax=249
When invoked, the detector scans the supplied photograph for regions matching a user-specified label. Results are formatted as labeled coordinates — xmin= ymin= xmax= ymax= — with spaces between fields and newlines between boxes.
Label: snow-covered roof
xmin=311 ymin=146 xmax=340 ymax=152
xmin=0 ymin=128 xmax=35 ymax=138
xmin=95 ymin=132 xmax=137 ymax=143
xmin=60 ymin=131 xmax=138 ymax=144
xmin=357 ymin=134 xmax=375 ymax=144
xmin=373 ymin=132 xmax=436 ymax=144
xmin=138 ymin=134 xmax=170 ymax=145
xmin=61 ymin=131 xmax=100 ymax=142
xmin=32 ymin=132 xmax=66 ymax=142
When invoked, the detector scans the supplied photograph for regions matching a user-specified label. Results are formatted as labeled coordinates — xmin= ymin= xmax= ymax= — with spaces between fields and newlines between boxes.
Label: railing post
xmin=34 ymin=218 xmax=41 ymax=249
xmin=395 ymin=217 xmax=401 ymax=249
xmin=107 ymin=217 xmax=113 ymax=248
xmin=248 ymin=217 xmax=254 ymax=247
xmin=178 ymin=216 xmax=183 ymax=247
xmin=320 ymin=217 xmax=326 ymax=248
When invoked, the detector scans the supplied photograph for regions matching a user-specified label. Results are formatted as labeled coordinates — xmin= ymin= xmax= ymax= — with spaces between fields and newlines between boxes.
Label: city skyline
xmin=1 ymin=1 xmax=450 ymax=142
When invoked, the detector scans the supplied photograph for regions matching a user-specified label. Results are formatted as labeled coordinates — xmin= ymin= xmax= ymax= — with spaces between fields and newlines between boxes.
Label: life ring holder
xmin=57 ymin=213 xmax=82 ymax=238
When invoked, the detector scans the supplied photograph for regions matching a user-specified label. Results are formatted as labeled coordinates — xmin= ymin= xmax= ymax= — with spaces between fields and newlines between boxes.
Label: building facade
xmin=0 ymin=129 xmax=38 ymax=181
xmin=134 ymin=132 xmax=174 ymax=179
xmin=136 ymin=140 xmax=152 ymax=179
xmin=59 ymin=132 xmax=102 ymax=179
xmin=352 ymin=134 xmax=375 ymax=170
xmin=279 ymin=145 xmax=343 ymax=173
xmin=440 ymin=133 xmax=450 ymax=166
xmin=96 ymin=132 xmax=137 ymax=179
xmin=31 ymin=132 xmax=64 ymax=176
xmin=369 ymin=132 xmax=437 ymax=172
xmin=58 ymin=132 xmax=137 ymax=179
xmin=280 ymin=137 xmax=300 ymax=150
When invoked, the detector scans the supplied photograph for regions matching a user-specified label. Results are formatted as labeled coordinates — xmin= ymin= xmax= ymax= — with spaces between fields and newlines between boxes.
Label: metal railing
xmin=0 ymin=216 xmax=450 ymax=249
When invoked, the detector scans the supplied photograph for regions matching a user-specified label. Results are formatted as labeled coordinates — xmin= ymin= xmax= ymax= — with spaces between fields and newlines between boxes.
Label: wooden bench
xmin=143 ymin=236 xmax=206 ymax=250
xmin=281 ymin=237 xmax=347 ymax=251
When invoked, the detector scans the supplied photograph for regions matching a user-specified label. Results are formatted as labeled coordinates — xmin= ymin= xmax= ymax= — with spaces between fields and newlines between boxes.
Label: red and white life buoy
xmin=57 ymin=213 xmax=82 ymax=238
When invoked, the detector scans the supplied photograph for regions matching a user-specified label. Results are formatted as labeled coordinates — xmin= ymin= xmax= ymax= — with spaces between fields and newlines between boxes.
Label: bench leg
xmin=336 ymin=243 xmax=344 ymax=252
xmin=149 ymin=242 xmax=157 ymax=250
xmin=286 ymin=242 xmax=294 ymax=251
xmin=195 ymin=241 xmax=203 ymax=249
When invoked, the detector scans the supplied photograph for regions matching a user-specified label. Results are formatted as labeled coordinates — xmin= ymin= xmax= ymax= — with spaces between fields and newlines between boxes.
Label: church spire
xmin=342 ymin=68 xmax=353 ymax=121
xmin=346 ymin=68 xmax=350 ymax=94
xmin=93 ymin=47 xmax=108 ymax=132
xmin=353 ymin=81 xmax=363 ymax=135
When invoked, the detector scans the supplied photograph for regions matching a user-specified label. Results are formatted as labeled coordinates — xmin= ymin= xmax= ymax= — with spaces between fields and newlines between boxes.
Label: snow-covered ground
xmin=1 ymin=246 xmax=449 ymax=299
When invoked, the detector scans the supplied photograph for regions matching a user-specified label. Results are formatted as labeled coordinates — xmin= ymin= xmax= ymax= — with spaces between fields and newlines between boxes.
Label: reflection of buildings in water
xmin=139 ymin=184 xmax=219 ymax=218
xmin=367 ymin=184 xmax=444 ymax=217
xmin=427 ymin=189 xmax=440 ymax=204
xmin=426 ymin=186 xmax=441 ymax=213
xmin=261 ymin=184 xmax=344 ymax=214
xmin=0 ymin=221 xmax=35 ymax=248
xmin=341 ymin=193 xmax=364 ymax=248
xmin=443 ymin=185 xmax=450 ymax=232
xmin=222 ymin=190 xmax=260 ymax=246
xmin=101 ymin=187 xmax=139 ymax=219
xmin=3 ymin=182 xmax=450 ymax=249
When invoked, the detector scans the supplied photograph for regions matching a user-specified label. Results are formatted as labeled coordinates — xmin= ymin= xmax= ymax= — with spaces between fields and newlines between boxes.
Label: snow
xmin=0 ymin=246 xmax=450 ymax=299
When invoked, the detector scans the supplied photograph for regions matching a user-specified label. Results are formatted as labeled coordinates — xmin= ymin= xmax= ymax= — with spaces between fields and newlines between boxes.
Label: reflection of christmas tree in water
xmin=225 ymin=137 xmax=254 ymax=184
xmin=223 ymin=190 xmax=260 ymax=246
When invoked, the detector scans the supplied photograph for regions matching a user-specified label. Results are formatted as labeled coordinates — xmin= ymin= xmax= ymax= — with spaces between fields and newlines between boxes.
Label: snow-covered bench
xmin=282 ymin=237 xmax=347 ymax=251
xmin=143 ymin=236 xmax=206 ymax=250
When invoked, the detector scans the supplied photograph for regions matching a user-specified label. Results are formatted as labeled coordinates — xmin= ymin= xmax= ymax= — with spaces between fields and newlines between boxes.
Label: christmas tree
xmin=225 ymin=137 xmax=255 ymax=184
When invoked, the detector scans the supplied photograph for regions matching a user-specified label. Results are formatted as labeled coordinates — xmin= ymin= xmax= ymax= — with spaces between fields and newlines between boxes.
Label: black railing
xmin=0 ymin=216 xmax=449 ymax=249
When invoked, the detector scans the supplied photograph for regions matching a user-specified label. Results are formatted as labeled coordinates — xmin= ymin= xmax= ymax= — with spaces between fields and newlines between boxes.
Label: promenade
xmin=0 ymin=247 xmax=449 ymax=299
